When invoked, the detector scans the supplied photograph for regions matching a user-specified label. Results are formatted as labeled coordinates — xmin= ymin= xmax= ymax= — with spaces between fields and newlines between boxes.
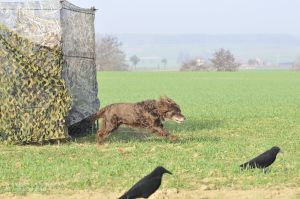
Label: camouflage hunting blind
xmin=0 ymin=0 xmax=100 ymax=143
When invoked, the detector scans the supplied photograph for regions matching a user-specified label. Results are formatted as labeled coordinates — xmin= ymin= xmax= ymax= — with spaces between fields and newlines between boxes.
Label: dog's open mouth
xmin=172 ymin=116 xmax=185 ymax=123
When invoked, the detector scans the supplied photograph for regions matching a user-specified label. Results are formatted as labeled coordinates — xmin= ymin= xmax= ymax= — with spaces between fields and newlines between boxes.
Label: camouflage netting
xmin=0 ymin=24 xmax=71 ymax=143
xmin=0 ymin=0 xmax=100 ymax=143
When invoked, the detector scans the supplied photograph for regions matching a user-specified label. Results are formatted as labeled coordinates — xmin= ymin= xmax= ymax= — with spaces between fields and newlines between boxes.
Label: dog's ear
xmin=159 ymin=96 xmax=175 ymax=104
xmin=158 ymin=97 xmax=170 ymax=115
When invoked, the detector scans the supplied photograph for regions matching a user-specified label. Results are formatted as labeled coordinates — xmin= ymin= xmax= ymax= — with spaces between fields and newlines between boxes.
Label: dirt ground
xmin=2 ymin=188 xmax=300 ymax=199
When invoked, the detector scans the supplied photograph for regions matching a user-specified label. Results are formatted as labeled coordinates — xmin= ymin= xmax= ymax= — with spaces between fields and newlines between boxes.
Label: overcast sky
xmin=69 ymin=0 xmax=300 ymax=36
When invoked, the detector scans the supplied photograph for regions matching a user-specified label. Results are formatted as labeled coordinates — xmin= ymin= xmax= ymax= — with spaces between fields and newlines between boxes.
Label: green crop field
xmin=0 ymin=71 xmax=300 ymax=197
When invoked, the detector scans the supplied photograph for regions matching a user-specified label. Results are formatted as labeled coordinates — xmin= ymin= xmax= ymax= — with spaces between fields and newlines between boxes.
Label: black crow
xmin=119 ymin=166 xmax=172 ymax=199
xmin=240 ymin=146 xmax=283 ymax=170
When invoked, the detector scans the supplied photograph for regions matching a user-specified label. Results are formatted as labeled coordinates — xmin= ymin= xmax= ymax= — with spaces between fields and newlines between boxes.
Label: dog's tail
xmin=90 ymin=107 xmax=107 ymax=121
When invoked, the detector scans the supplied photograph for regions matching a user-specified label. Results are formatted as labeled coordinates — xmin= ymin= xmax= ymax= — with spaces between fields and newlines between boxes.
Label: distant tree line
xmin=95 ymin=36 xmax=239 ymax=72
xmin=95 ymin=36 xmax=298 ymax=72
xmin=180 ymin=48 xmax=240 ymax=72
xmin=95 ymin=35 xmax=169 ymax=71
xmin=95 ymin=35 xmax=240 ymax=72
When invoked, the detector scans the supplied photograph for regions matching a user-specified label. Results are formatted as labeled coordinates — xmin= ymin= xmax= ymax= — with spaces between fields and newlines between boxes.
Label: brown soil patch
xmin=1 ymin=188 xmax=300 ymax=199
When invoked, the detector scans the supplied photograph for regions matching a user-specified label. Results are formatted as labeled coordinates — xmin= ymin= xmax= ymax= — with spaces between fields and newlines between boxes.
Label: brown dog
xmin=91 ymin=96 xmax=185 ymax=144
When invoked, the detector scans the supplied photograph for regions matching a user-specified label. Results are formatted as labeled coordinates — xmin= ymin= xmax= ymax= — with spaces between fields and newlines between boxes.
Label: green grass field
xmin=0 ymin=71 xmax=300 ymax=195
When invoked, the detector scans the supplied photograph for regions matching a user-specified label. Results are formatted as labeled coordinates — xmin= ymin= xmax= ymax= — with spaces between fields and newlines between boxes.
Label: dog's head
xmin=158 ymin=96 xmax=185 ymax=123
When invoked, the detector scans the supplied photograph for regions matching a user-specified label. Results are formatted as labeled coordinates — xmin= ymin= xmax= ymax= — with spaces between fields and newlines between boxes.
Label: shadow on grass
xmin=74 ymin=118 xmax=222 ymax=144
xmin=166 ymin=118 xmax=223 ymax=132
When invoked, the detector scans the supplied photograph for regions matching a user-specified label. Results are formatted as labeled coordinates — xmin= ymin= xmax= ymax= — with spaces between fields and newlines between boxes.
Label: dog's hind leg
xmin=97 ymin=128 xmax=117 ymax=144
xmin=97 ymin=128 xmax=117 ymax=145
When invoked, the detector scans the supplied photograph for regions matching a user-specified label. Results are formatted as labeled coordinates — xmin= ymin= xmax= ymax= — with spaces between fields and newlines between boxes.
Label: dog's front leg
xmin=151 ymin=127 xmax=178 ymax=141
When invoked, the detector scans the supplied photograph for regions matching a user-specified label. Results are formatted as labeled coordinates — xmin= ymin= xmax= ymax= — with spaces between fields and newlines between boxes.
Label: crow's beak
xmin=279 ymin=149 xmax=284 ymax=154
xmin=165 ymin=169 xmax=173 ymax=175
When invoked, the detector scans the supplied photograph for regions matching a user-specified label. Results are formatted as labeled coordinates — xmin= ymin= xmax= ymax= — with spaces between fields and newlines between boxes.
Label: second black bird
xmin=119 ymin=166 xmax=172 ymax=199
xmin=240 ymin=146 xmax=282 ymax=170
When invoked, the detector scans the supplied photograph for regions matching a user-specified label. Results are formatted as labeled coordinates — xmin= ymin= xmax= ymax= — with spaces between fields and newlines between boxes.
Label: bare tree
xmin=130 ymin=55 xmax=140 ymax=70
xmin=161 ymin=58 xmax=167 ymax=70
xmin=95 ymin=35 xmax=128 ymax=71
xmin=211 ymin=48 xmax=240 ymax=71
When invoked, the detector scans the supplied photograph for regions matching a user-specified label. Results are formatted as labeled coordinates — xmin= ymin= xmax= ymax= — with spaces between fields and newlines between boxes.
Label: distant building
xmin=279 ymin=62 xmax=294 ymax=70
xmin=195 ymin=58 xmax=205 ymax=67
xmin=240 ymin=57 xmax=268 ymax=69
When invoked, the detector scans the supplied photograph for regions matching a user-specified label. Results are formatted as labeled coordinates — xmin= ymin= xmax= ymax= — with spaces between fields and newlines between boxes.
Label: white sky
xmin=69 ymin=0 xmax=299 ymax=36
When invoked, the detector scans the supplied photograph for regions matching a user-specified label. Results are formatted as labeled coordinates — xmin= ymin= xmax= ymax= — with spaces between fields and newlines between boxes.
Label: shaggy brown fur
xmin=91 ymin=97 xmax=185 ymax=144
